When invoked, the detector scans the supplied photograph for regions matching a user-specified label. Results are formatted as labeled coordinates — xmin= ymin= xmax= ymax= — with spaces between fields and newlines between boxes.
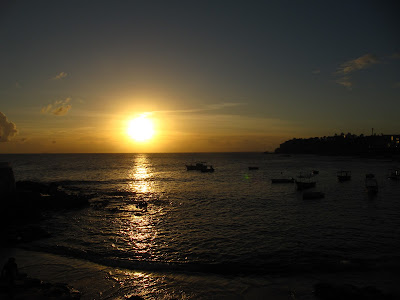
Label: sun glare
xmin=127 ymin=115 xmax=155 ymax=142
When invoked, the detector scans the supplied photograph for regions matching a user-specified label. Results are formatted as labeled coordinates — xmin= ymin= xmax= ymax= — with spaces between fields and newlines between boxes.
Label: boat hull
xmin=271 ymin=178 xmax=294 ymax=183
xmin=295 ymin=181 xmax=316 ymax=190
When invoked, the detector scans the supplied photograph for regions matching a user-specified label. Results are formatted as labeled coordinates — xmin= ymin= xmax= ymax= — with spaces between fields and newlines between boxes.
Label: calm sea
xmin=2 ymin=153 xmax=400 ymax=299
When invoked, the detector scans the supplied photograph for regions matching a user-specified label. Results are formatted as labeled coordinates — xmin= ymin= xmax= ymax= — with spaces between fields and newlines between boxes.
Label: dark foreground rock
xmin=0 ymin=276 xmax=81 ymax=299
xmin=15 ymin=181 xmax=90 ymax=210
xmin=1 ymin=181 xmax=91 ymax=245
xmin=314 ymin=282 xmax=397 ymax=300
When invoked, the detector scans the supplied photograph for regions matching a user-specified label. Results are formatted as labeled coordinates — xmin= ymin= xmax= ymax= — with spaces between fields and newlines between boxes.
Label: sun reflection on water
xmin=118 ymin=154 xmax=159 ymax=261
xmin=127 ymin=154 xmax=154 ymax=194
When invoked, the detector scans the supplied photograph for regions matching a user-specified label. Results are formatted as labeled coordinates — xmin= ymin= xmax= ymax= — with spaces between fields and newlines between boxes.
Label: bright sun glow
xmin=127 ymin=115 xmax=155 ymax=142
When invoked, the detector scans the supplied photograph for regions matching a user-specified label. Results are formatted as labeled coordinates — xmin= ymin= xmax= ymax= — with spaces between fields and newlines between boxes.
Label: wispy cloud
xmin=312 ymin=69 xmax=321 ymax=74
xmin=336 ymin=54 xmax=379 ymax=75
xmin=153 ymin=102 xmax=246 ymax=114
xmin=393 ymin=82 xmax=400 ymax=88
xmin=0 ymin=111 xmax=18 ymax=142
xmin=334 ymin=53 xmax=380 ymax=88
xmin=41 ymin=97 xmax=72 ymax=116
xmin=336 ymin=76 xmax=353 ymax=89
xmin=52 ymin=72 xmax=68 ymax=80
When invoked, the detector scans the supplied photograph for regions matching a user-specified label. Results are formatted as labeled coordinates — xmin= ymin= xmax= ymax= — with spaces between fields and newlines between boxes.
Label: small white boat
xmin=388 ymin=169 xmax=400 ymax=180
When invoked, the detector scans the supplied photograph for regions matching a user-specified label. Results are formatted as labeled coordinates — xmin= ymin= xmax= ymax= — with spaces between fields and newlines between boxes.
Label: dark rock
xmin=314 ymin=282 xmax=395 ymax=300
xmin=0 ymin=276 xmax=81 ymax=299
xmin=1 ymin=180 xmax=90 ymax=245
xmin=15 ymin=181 xmax=90 ymax=210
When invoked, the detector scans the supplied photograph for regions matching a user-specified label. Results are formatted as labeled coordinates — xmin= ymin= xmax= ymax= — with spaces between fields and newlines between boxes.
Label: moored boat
xmin=387 ymin=168 xmax=400 ymax=180
xmin=295 ymin=180 xmax=316 ymax=190
xmin=248 ymin=166 xmax=259 ymax=170
xmin=295 ymin=174 xmax=316 ymax=190
xmin=337 ymin=170 xmax=351 ymax=182
xmin=186 ymin=162 xmax=207 ymax=171
xmin=201 ymin=165 xmax=214 ymax=173
xmin=271 ymin=178 xmax=295 ymax=183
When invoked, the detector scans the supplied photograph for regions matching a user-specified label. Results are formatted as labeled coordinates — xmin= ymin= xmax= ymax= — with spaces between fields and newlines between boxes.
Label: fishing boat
xmin=186 ymin=162 xmax=207 ymax=171
xmin=337 ymin=170 xmax=351 ymax=182
xmin=201 ymin=165 xmax=214 ymax=173
xmin=365 ymin=174 xmax=378 ymax=194
xmin=248 ymin=166 xmax=259 ymax=170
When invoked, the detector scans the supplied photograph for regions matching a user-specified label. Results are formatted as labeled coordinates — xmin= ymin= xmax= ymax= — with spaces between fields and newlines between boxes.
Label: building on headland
xmin=275 ymin=133 xmax=400 ymax=156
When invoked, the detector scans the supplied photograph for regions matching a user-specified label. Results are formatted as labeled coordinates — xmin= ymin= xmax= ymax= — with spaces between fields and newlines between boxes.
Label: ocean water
xmin=2 ymin=153 xmax=400 ymax=299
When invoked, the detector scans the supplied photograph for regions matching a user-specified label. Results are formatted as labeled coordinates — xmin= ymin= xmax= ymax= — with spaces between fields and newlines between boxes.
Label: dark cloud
xmin=0 ymin=111 xmax=18 ymax=142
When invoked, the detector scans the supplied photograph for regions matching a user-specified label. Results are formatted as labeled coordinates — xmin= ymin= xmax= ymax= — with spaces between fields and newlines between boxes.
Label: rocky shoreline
xmin=1 ymin=181 xmax=90 ymax=245
xmin=0 ymin=275 xmax=81 ymax=300
xmin=0 ymin=181 xmax=149 ymax=299
xmin=1 ymin=181 xmax=90 ymax=299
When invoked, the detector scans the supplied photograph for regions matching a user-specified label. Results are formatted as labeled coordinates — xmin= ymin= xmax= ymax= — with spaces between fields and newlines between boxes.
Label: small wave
xmin=19 ymin=243 xmax=396 ymax=278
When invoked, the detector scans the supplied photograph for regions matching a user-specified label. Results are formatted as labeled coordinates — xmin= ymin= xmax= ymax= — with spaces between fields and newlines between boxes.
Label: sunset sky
xmin=1 ymin=1 xmax=399 ymax=153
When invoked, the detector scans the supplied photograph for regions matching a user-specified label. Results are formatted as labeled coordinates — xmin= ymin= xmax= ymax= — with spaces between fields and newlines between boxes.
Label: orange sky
xmin=1 ymin=2 xmax=399 ymax=153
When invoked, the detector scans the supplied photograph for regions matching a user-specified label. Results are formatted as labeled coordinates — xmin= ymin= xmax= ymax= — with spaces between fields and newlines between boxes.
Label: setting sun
xmin=127 ymin=115 xmax=155 ymax=142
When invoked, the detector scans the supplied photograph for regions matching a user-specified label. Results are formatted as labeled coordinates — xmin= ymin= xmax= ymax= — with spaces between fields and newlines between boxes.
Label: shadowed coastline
xmin=275 ymin=133 xmax=400 ymax=157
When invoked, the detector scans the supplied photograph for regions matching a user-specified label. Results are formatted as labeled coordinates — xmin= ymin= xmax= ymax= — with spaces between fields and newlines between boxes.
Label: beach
xmin=2 ymin=247 xmax=400 ymax=299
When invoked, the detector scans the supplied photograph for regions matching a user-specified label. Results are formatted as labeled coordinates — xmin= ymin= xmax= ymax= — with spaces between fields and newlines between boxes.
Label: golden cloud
xmin=0 ymin=111 xmax=18 ymax=142
xmin=337 ymin=54 xmax=379 ymax=74
xmin=41 ymin=97 xmax=72 ymax=116
xmin=52 ymin=72 xmax=68 ymax=80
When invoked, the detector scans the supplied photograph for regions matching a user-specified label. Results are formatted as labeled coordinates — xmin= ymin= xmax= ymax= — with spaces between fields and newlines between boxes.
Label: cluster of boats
xmin=271 ymin=168 xmax=400 ymax=199
xmin=185 ymin=161 xmax=400 ymax=198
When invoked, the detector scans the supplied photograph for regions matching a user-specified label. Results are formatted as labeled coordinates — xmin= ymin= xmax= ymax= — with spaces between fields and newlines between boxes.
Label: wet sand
xmin=2 ymin=247 xmax=400 ymax=299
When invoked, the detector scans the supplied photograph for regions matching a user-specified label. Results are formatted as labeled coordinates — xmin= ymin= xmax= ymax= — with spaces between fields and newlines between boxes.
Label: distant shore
xmin=275 ymin=133 xmax=400 ymax=158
